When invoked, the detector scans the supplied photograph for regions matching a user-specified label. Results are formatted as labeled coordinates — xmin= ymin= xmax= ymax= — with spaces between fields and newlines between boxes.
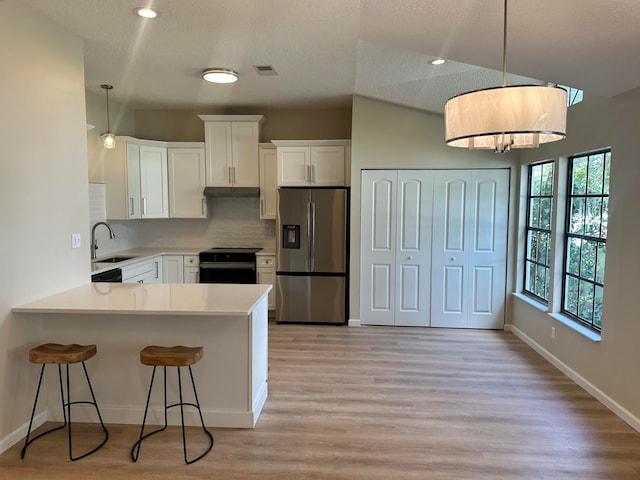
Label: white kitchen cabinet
xmin=259 ymin=143 xmax=277 ymax=219
xmin=256 ymin=254 xmax=276 ymax=310
xmin=163 ymin=254 xmax=199 ymax=283
xmin=183 ymin=255 xmax=200 ymax=283
xmin=167 ymin=144 xmax=206 ymax=218
xmin=162 ymin=255 xmax=184 ymax=283
xmin=121 ymin=256 xmax=162 ymax=284
xmin=104 ymin=136 xmax=169 ymax=220
xmin=272 ymin=140 xmax=351 ymax=187
xmin=199 ymin=115 xmax=264 ymax=188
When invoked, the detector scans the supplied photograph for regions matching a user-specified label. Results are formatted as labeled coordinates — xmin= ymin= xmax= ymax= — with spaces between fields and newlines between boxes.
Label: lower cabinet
xmin=121 ymin=256 xmax=163 ymax=283
xmin=256 ymin=254 xmax=276 ymax=310
xmin=163 ymin=254 xmax=200 ymax=283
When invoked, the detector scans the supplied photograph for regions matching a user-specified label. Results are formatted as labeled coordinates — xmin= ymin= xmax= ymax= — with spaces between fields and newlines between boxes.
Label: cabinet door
xmin=139 ymin=145 xmax=168 ymax=218
xmin=168 ymin=147 xmax=206 ymax=218
xmin=163 ymin=255 xmax=184 ymax=283
xmin=231 ymin=122 xmax=259 ymax=187
xmin=310 ymin=146 xmax=345 ymax=186
xmin=257 ymin=269 xmax=276 ymax=310
xmin=204 ymin=121 xmax=232 ymax=186
xmin=126 ymin=142 xmax=141 ymax=219
xmin=259 ymin=146 xmax=277 ymax=219
xmin=277 ymin=146 xmax=310 ymax=186
xmin=184 ymin=267 xmax=200 ymax=284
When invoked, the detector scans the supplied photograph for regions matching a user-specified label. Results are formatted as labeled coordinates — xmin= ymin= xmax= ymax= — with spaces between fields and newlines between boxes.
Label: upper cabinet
xmin=259 ymin=143 xmax=277 ymax=219
xmin=167 ymin=143 xmax=206 ymax=218
xmin=199 ymin=115 xmax=264 ymax=188
xmin=104 ymin=137 xmax=169 ymax=219
xmin=272 ymin=140 xmax=351 ymax=187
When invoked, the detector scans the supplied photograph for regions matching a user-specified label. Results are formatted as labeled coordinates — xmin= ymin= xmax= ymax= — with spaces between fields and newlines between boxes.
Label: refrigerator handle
xmin=309 ymin=202 xmax=316 ymax=271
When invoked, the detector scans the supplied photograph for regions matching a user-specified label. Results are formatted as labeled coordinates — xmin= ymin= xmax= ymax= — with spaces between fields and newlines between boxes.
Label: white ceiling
xmin=22 ymin=0 xmax=640 ymax=113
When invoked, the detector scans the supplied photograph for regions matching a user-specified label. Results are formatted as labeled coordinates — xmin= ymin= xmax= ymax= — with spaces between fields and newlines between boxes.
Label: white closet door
xmin=361 ymin=170 xmax=396 ymax=326
xmin=360 ymin=170 xmax=432 ymax=326
xmin=431 ymin=169 xmax=509 ymax=329
xmin=395 ymin=171 xmax=432 ymax=326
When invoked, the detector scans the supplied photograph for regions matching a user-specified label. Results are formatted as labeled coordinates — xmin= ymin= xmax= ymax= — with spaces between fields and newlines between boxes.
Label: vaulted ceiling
xmin=23 ymin=0 xmax=640 ymax=113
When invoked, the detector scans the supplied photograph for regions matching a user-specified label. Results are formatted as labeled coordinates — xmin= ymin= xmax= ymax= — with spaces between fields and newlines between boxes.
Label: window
xmin=562 ymin=149 xmax=611 ymax=331
xmin=524 ymin=161 xmax=554 ymax=302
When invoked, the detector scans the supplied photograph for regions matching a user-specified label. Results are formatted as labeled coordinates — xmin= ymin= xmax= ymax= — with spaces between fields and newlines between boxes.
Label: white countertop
xmin=14 ymin=283 xmax=271 ymax=316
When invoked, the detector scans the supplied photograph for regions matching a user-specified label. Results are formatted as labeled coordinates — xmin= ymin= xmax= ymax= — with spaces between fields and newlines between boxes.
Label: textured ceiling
xmin=21 ymin=0 xmax=640 ymax=113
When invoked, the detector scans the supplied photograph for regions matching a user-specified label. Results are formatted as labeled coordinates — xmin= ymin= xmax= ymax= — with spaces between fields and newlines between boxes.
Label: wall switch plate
xmin=71 ymin=233 xmax=81 ymax=249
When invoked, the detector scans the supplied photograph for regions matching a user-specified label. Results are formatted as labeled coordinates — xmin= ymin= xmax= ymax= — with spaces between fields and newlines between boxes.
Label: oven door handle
xmin=199 ymin=262 xmax=256 ymax=270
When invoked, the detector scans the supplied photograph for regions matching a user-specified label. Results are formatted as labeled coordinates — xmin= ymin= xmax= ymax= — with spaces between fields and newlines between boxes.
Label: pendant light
xmin=101 ymin=84 xmax=116 ymax=149
xmin=444 ymin=0 xmax=567 ymax=153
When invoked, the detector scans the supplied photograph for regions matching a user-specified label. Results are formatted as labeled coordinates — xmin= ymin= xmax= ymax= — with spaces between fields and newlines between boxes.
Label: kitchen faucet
xmin=91 ymin=221 xmax=115 ymax=259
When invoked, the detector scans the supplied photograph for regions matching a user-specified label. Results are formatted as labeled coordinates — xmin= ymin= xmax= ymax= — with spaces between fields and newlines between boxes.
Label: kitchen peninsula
xmin=13 ymin=282 xmax=270 ymax=429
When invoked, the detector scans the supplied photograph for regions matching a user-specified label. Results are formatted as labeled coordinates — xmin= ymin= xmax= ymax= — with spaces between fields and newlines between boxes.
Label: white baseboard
xmin=348 ymin=318 xmax=361 ymax=327
xmin=0 ymin=411 xmax=46 ymax=455
xmin=510 ymin=325 xmax=640 ymax=434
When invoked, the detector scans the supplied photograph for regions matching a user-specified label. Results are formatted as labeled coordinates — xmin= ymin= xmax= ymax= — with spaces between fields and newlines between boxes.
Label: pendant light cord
xmin=105 ymin=87 xmax=111 ymax=132
xmin=502 ymin=0 xmax=508 ymax=87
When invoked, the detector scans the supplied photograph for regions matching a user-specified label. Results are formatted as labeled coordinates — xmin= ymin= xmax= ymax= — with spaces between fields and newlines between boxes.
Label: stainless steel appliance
xmin=276 ymin=187 xmax=348 ymax=324
xmin=199 ymin=248 xmax=262 ymax=284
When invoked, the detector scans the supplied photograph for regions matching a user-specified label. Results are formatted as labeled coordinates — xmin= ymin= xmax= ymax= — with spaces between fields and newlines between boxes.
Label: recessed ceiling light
xmin=202 ymin=68 xmax=239 ymax=84
xmin=430 ymin=59 xmax=446 ymax=65
xmin=133 ymin=7 xmax=158 ymax=19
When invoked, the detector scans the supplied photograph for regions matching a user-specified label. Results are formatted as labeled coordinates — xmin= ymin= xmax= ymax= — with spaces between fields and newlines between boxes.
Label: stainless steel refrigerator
xmin=276 ymin=187 xmax=348 ymax=324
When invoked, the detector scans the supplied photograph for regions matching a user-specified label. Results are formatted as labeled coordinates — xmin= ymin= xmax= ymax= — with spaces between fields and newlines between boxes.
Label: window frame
xmin=523 ymin=161 xmax=555 ymax=303
xmin=561 ymin=148 xmax=610 ymax=332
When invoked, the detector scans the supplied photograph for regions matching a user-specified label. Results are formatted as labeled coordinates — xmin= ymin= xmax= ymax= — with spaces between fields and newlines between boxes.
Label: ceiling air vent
xmin=253 ymin=65 xmax=278 ymax=76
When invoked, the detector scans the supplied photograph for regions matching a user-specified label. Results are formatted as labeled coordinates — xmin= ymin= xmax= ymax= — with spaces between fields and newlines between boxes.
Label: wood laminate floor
xmin=2 ymin=323 xmax=640 ymax=479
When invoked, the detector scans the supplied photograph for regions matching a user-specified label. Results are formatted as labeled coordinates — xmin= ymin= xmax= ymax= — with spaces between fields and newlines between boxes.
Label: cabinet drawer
xmin=121 ymin=258 xmax=155 ymax=282
xmin=257 ymin=255 xmax=276 ymax=268
xmin=184 ymin=255 xmax=199 ymax=267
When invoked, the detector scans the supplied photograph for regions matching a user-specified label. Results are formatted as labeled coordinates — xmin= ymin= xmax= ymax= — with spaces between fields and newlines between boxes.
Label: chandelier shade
xmin=445 ymin=85 xmax=567 ymax=151
xmin=100 ymin=84 xmax=116 ymax=149
xmin=444 ymin=0 xmax=567 ymax=153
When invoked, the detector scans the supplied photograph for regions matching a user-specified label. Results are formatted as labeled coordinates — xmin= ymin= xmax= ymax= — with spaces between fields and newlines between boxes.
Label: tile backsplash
xmin=89 ymin=184 xmax=275 ymax=256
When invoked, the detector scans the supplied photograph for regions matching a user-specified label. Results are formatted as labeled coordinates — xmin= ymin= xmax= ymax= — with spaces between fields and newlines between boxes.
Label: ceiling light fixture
xmin=444 ymin=0 xmax=567 ymax=153
xmin=430 ymin=59 xmax=446 ymax=65
xmin=133 ymin=7 xmax=158 ymax=19
xmin=202 ymin=68 xmax=239 ymax=84
xmin=100 ymin=84 xmax=116 ymax=150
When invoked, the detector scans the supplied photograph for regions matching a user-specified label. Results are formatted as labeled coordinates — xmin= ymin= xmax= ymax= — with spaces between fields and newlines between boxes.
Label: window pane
xmin=564 ymin=275 xmax=579 ymax=315
xmin=525 ymin=260 xmax=534 ymax=292
xmin=603 ymin=154 xmax=611 ymax=195
xmin=528 ymin=231 xmax=538 ymax=261
xmin=578 ymin=280 xmax=595 ymax=322
xmin=529 ymin=198 xmax=541 ymax=228
xmin=566 ymin=238 xmax=582 ymax=276
xmin=537 ymin=232 xmax=549 ymax=265
xmin=541 ymin=163 xmax=554 ymax=195
xmin=569 ymin=198 xmax=585 ymax=234
xmin=587 ymin=154 xmax=605 ymax=194
xmin=540 ymin=197 xmax=552 ymax=230
xmin=580 ymin=240 xmax=597 ymax=282
xmin=594 ymin=285 xmax=604 ymax=328
xmin=596 ymin=243 xmax=606 ymax=284
xmin=571 ymin=157 xmax=587 ymax=195
xmin=601 ymin=198 xmax=609 ymax=238
xmin=531 ymin=165 xmax=542 ymax=196
xmin=535 ymin=264 xmax=548 ymax=299
xmin=585 ymin=197 xmax=602 ymax=237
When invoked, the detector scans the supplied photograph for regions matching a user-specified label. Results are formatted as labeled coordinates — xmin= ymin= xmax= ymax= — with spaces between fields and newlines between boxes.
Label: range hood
xmin=203 ymin=186 xmax=260 ymax=197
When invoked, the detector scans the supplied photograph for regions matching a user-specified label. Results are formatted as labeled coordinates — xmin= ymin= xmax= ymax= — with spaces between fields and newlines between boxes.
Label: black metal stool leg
xmin=131 ymin=366 xmax=170 ymax=462
xmin=21 ymin=364 xmax=68 ymax=459
xmin=183 ymin=365 xmax=214 ymax=464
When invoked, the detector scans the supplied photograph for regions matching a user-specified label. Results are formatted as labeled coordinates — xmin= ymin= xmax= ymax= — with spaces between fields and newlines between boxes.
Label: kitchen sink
xmin=94 ymin=255 xmax=137 ymax=263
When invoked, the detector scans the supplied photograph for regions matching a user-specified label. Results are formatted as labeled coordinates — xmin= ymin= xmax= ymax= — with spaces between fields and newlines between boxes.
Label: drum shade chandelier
xmin=444 ymin=0 xmax=567 ymax=153
xmin=100 ymin=84 xmax=116 ymax=149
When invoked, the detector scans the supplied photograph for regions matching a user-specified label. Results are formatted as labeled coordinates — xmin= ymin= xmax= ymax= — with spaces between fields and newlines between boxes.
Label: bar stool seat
xmin=21 ymin=343 xmax=109 ymax=461
xmin=131 ymin=345 xmax=213 ymax=464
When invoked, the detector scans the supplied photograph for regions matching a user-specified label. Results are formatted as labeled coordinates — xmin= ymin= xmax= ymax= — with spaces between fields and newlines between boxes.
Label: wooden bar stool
xmin=131 ymin=345 xmax=214 ymax=464
xmin=21 ymin=343 xmax=109 ymax=461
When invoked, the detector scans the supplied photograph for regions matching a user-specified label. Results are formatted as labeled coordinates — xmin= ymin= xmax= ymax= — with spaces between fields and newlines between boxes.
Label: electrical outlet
xmin=551 ymin=326 xmax=556 ymax=339
xmin=71 ymin=233 xmax=81 ymax=249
